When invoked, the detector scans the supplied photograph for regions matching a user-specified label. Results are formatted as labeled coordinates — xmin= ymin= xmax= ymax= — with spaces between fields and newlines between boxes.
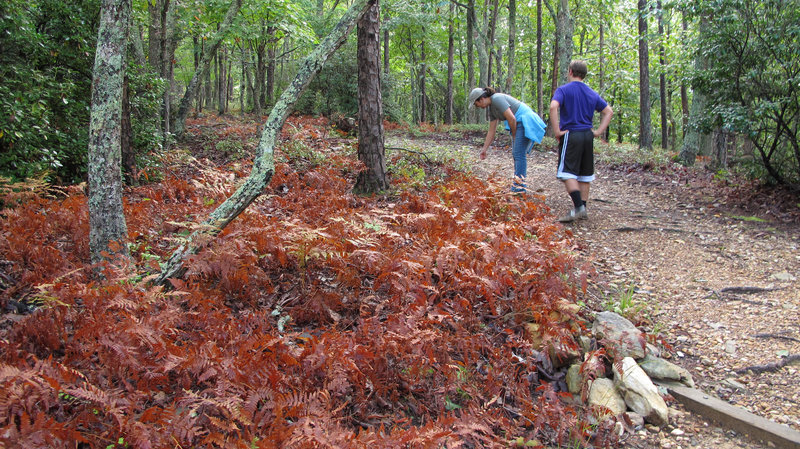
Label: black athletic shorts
xmin=556 ymin=129 xmax=595 ymax=182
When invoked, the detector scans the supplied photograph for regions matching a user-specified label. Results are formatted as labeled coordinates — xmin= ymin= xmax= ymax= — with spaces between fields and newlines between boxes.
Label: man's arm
xmin=593 ymin=105 xmax=613 ymax=139
xmin=549 ymin=100 xmax=564 ymax=137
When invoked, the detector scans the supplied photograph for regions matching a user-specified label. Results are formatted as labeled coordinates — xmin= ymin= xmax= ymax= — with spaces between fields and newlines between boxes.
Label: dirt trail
xmin=393 ymin=131 xmax=800 ymax=448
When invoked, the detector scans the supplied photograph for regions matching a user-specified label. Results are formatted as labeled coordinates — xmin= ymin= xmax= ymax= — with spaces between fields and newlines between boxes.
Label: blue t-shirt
xmin=552 ymin=81 xmax=608 ymax=131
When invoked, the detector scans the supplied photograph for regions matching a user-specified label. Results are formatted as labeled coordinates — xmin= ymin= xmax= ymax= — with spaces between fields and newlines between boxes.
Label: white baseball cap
xmin=468 ymin=88 xmax=484 ymax=109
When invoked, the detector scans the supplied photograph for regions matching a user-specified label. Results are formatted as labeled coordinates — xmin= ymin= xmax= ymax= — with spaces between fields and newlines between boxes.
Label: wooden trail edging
xmin=658 ymin=382 xmax=800 ymax=449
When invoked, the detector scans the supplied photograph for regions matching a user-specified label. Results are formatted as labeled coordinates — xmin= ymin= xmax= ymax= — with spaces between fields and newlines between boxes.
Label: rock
xmin=547 ymin=336 xmax=582 ymax=369
xmin=579 ymin=335 xmax=593 ymax=353
xmin=638 ymin=354 xmax=696 ymax=388
xmin=772 ymin=271 xmax=796 ymax=281
xmin=588 ymin=378 xmax=627 ymax=416
xmin=614 ymin=357 xmax=669 ymax=426
xmin=722 ymin=378 xmax=747 ymax=391
xmin=624 ymin=411 xmax=645 ymax=430
xmin=592 ymin=311 xmax=646 ymax=359
xmin=647 ymin=343 xmax=662 ymax=358
xmin=566 ymin=363 xmax=582 ymax=394
xmin=670 ymin=428 xmax=685 ymax=436
xmin=724 ymin=340 xmax=737 ymax=354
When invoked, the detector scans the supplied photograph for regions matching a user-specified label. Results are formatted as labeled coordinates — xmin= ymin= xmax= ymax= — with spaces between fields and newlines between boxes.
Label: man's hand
xmin=480 ymin=149 xmax=487 ymax=160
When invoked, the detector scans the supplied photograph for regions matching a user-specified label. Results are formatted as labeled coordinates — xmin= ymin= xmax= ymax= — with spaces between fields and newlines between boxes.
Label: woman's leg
xmin=512 ymin=124 xmax=532 ymax=190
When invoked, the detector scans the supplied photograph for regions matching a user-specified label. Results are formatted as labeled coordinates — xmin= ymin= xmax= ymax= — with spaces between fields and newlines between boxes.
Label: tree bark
xmin=680 ymin=19 xmax=711 ymax=164
xmin=266 ymin=32 xmax=277 ymax=107
xmin=173 ymin=0 xmax=243 ymax=136
xmin=467 ymin=0 xmax=476 ymax=122
xmin=218 ymin=44 xmax=227 ymax=115
xmin=121 ymin=77 xmax=136 ymax=185
xmin=155 ymin=0 xmax=375 ymax=285
xmin=555 ymin=0 xmax=573 ymax=86
xmin=420 ymin=39 xmax=427 ymax=123
xmin=505 ymin=0 xmax=516 ymax=93
xmin=445 ymin=1 xmax=454 ymax=125
xmin=658 ymin=0 xmax=668 ymax=149
xmin=637 ymin=0 xmax=653 ymax=150
xmin=536 ymin=0 xmax=543 ymax=114
xmin=354 ymin=0 xmax=387 ymax=194
xmin=89 ymin=0 xmax=131 ymax=264
xmin=160 ymin=0 xmax=175 ymax=139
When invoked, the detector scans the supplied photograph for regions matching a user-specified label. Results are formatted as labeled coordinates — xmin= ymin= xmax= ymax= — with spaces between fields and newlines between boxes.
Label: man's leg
xmin=579 ymin=181 xmax=590 ymax=206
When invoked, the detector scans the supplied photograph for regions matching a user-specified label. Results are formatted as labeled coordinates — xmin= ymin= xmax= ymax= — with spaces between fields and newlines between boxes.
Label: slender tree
xmin=354 ymin=0 xmax=387 ymax=193
xmin=536 ymin=0 xmax=543 ymax=115
xmin=445 ymin=1 xmax=454 ymax=124
xmin=637 ymin=0 xmax=653 ymax=150
xmin=505 ymin=0 xmax=516 ymax=93
xmin=88 ymin=0 xmax=131 ymax=264
xmin=658 ymin=0 xmax=668 ymax=149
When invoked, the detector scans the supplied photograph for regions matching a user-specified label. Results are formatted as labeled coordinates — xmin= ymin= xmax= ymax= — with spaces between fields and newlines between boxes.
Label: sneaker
xmin=558 ymin=205 xmax=587 ymax=223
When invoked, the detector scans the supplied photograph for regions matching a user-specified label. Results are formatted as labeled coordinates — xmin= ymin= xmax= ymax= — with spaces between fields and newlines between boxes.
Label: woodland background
xmin=0 ymin=0 xmax=799 ymax=447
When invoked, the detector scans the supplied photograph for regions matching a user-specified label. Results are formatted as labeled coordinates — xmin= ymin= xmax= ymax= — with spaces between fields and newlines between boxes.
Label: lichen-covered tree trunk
xmin=155 ymin=0 xmax=374 ymax=285
xmin=354 ymin=0 xmax=387 ymax=194
xmin=173 ymin=0 xmax=243 ymax=137
xmin=88 ymin=0 xmax=131 ymax=264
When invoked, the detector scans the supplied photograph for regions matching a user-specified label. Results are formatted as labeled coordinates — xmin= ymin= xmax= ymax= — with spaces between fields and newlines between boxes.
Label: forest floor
xmin=388 ymin=127 xmax=800 ymax=449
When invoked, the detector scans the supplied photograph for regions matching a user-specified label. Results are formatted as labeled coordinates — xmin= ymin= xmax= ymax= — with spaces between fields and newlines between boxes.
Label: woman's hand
xmin=480 ymin=149 xmax=487 ymax=160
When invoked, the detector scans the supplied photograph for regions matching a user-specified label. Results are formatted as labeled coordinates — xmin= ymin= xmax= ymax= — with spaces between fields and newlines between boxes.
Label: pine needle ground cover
xmin=0 ymin=116 xmax=611 ymax=448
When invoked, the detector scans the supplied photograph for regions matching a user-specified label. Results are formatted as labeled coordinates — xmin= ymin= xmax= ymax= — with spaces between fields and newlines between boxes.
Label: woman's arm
xmin=480 ymin=119 xmax=499 ymax=160
xmin=503 ymin=107 xmax=516 ymax=140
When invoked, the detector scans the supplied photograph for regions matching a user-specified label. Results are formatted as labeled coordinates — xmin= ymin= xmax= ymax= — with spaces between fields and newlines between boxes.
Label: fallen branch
xmin=720 ymin=286 xmax=781 ymax=295
xmin=735 ymin=354 xmax=800 ymax=375
xmin=385 ymin=146 xmax=433 ymax=163
xmin=752 ymin=332 xmax=800 ymax=343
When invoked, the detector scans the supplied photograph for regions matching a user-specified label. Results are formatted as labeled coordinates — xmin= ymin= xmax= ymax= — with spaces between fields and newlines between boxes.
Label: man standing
xmin=549 ymin=60 xmax=613 ymax=222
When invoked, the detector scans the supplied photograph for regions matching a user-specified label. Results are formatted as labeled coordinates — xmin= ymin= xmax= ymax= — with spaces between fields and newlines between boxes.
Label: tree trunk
xmin=637 ymin=0 xmax=653 ymax=150
xmin=467 ymin=0 xmax=476 ymax=122
xmin=555 ymin=0 xmax=573 ymax=86
xmin=680 ymin=13 xmax=689 ymax=139
xmin=383 ymin=16 xmax=390 ymax=74
xmin=505 ymin=0 xmax=516 ymax=93
xmin=160 ymin=0 xmax=175 ymax=139
xmin=445 ymin=1 xmax=454 ymax=125
xmin=218 ymin=45 xmax=227 ymax=115
xmin=354 ymin=0 xmax=387 ymax=194
xmin=155 ymin=0 xmax=375 ymax=285
xmin=147 ymin=0 xmax=163 ymax=74
xmin=658 ymin=0 xmax=668 ymax=149
xmin=536 ymin=0 xmax=543 ymax=114
xmin=121 ymin=77 xmax=136 ymax=185
xmin=254 ymin=40 xmax=266 ymax=116
xmin=89 ymin=0 xmax=130 ymax=264
xmin=487 ymin=0 xmax=499 ymax=87
xmin=679 ymin=19 xmax=712 ymax=164
xmin=420 ymin=38 xmax=427 ymax=123
xmin=266 ymin=30 xmax=277 ymax=107
xmin=239 ymin=44 xmax=246 ymax=114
